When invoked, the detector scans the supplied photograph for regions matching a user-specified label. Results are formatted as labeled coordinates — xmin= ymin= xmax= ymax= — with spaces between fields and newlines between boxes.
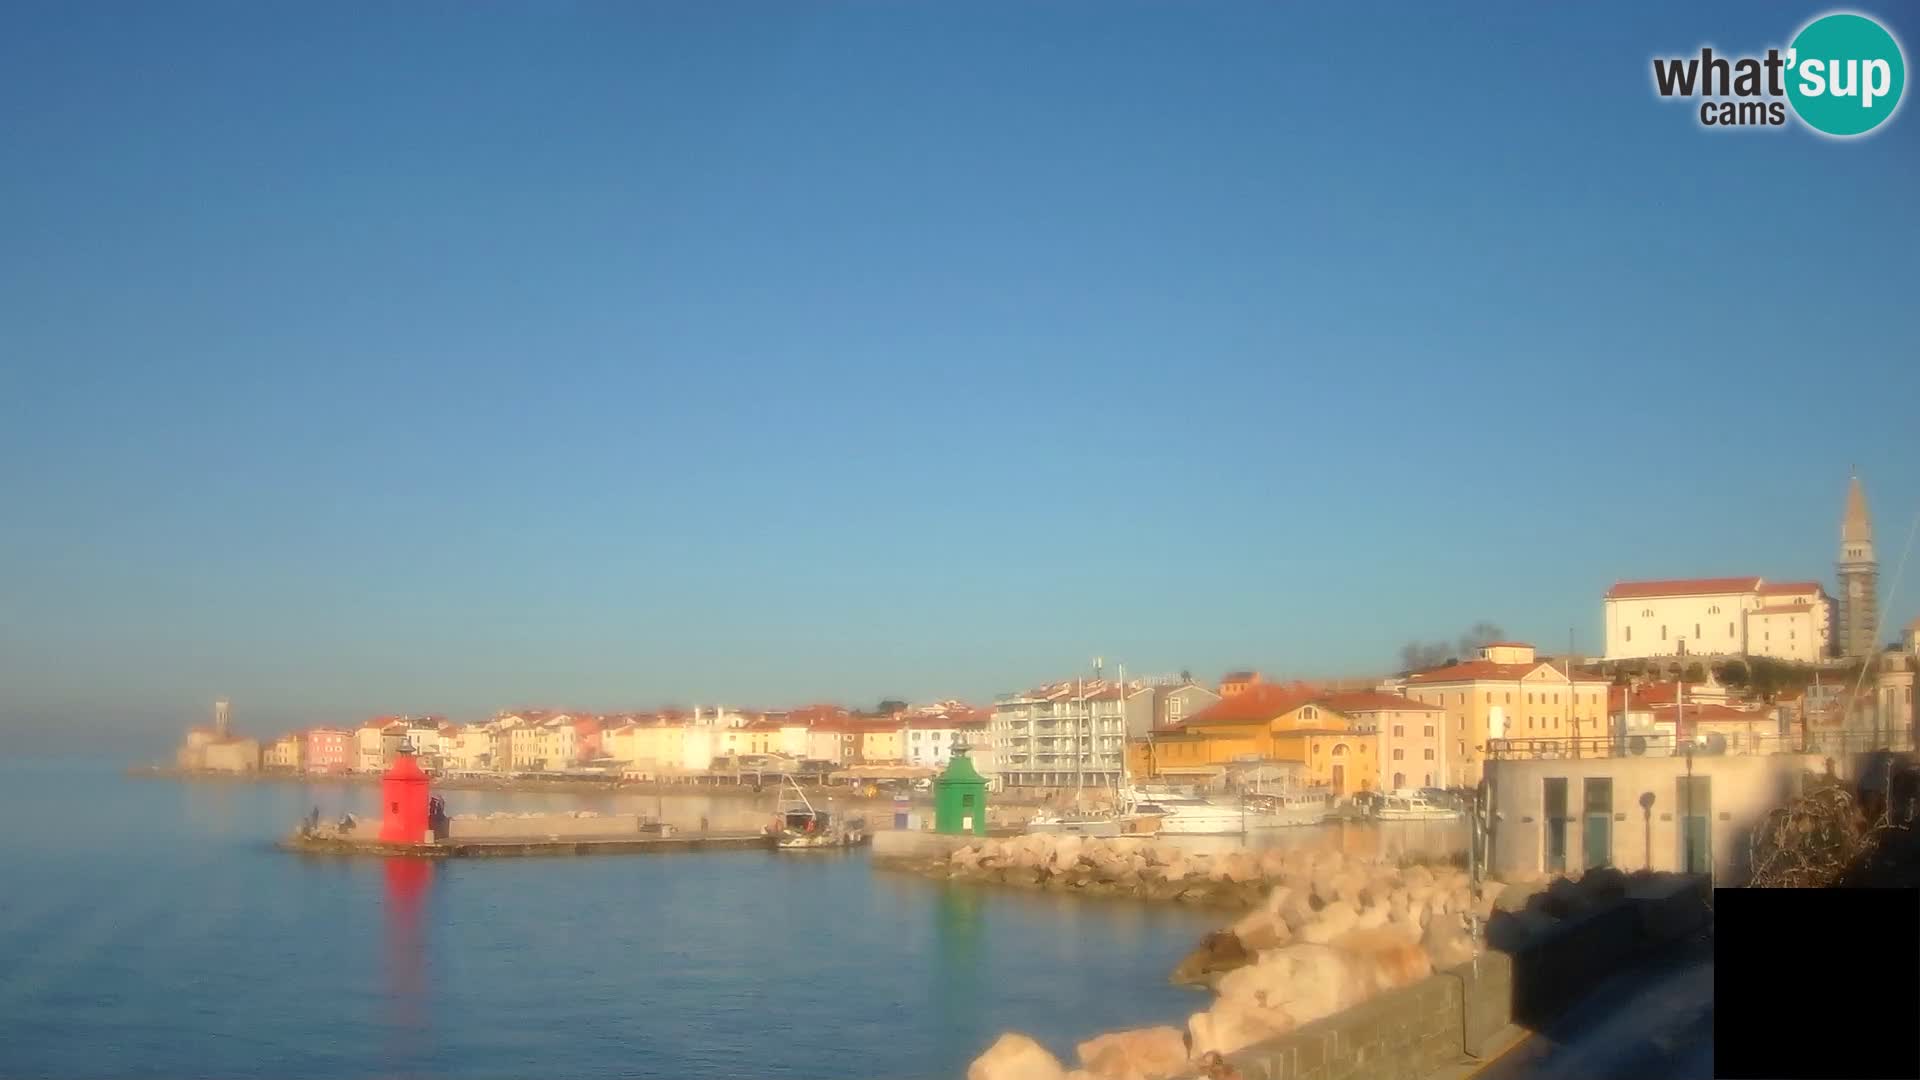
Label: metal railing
xmin=1486 ymin=728 xmax=1915 ymax=761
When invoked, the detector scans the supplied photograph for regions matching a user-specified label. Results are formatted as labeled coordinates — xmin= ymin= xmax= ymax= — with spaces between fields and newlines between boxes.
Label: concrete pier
xmin=282 ymin=831 xmax=775 ymax=859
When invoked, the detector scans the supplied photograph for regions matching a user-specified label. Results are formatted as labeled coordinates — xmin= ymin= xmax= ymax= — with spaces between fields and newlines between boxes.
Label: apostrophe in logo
xmin=1786 ymin=13 xmax=1905 ymax=136
xmin=1650 ymin=11 xmax=1906 ymax=137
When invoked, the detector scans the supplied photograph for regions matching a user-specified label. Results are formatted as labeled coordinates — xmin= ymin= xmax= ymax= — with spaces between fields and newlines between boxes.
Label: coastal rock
xmin=1050 ymin=835 xmax=1086 ymax=869
xmin=1186 ymin=1000 xmax=1291 ymax=1060
xmin=1353 ymin=902 xmax=1389 ymax=930
xmin=1472 ymin=880 xmax=1507 ymax=920
xmin=969 ymin=1033 xmax=1068 ymax=1080
xmin=1230 ymin=909 xmax=1291 ymax=952
xmin=1539 ymin=876 xmax=1588 ymax=918
xmin=1217 ymin=943 xmax=1368 ymax=1027
xmin=1075 ymin=1026 xmax=1189 ymax=1080
xmin=1170 ymin=930 xmax=1253 ymax=987
xmin=1331 ymin=926 xmax=1434 ymax=993
xmin=1422 ymin=916 xmax=1478 ymax=970
xmin=1492 ymin=877 xmax=1548 ymax=913
xmin=1299 ymin=900 xmax=1358 ymax=944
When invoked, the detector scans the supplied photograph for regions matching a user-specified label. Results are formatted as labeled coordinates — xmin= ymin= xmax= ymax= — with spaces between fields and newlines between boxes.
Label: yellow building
xmin=1402 ymin=642 xmax=1612 ymax=787
xmin=858 ymin=721 xmax=904 ymax=764
xmin=1139 ymin=685 xmax=1379 ymax=795
xmin=265 ymin=733 xmax=304 ymax=771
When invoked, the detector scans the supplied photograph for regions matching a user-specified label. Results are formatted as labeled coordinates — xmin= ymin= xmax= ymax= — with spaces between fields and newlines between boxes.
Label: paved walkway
xmin=1464 ymin=934 xmax=1715 ymax=1080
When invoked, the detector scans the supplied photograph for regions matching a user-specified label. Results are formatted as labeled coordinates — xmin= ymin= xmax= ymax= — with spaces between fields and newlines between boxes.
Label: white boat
xmin=770 ymin=776 xmax=868 ymax=849
xmin=1243 ymin=790 xmax=1334 ymax=828
xmin=1374 ymin=790 xmax=1461 ymax=821
xmin=1024 ymin=811 xmax=1125 ymax=837
xmin=1131 ymin=791 xmax=1258 ymax=836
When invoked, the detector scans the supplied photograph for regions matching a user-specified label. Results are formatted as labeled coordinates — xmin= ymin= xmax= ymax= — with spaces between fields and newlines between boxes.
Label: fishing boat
xmin=1374 ymin=789 xmax=1462 ymax=821
xmin=770 ymin=776 xmax=868 ymax=849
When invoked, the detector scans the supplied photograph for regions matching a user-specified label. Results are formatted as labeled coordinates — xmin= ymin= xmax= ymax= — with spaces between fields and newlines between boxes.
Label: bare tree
xmin=1456 ymin=621 xmax=1507 ymax=659
xmin=1398 ymin=640 xmax=1452 ymax=673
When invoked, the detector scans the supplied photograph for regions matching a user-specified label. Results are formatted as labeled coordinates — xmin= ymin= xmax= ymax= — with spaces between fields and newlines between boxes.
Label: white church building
xmin=1603 ymin=576 xmax=1833 ymax=664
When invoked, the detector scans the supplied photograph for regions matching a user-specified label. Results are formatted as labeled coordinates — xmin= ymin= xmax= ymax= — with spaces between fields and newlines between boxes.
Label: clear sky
xmin=3 ymin=2 xmax=1916 ymax=740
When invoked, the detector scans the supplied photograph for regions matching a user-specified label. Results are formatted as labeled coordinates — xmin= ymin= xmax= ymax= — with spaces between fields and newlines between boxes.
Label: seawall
xmin=1185 ymin=873 xmax=1710 ymax=1080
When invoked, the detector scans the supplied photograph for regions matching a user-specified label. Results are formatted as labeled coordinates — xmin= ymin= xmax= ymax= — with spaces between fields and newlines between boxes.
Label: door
xmin=1583 ymin=778 xmax=1613 ymax=869
xmin=1543 ymin=777 xmax=1568 ymax=873
xmin=1678 ymin=775 xmax=1711 ymax=875
xmin=1331 ymin=764 xmax=1346 ymax=795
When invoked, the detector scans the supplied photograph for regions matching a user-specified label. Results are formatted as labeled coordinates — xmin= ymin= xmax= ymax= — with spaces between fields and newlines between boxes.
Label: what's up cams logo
xmin=1652 ymin=11 xmax=1906 ymax=136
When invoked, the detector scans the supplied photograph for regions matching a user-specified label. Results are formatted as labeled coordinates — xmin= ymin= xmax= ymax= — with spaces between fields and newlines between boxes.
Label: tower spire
xmin=1837 ymin=471 xmax=1879 ymax=659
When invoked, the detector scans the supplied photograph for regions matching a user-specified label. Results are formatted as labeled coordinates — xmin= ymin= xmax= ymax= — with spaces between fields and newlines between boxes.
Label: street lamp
xmin=1638 ymin=791 xmax=1655 ymax=872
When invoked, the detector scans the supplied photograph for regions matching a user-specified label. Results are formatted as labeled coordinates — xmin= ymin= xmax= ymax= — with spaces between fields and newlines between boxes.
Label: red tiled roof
xmin=1220 ymin=671 xmax=1259 ymax=682
xmin=1408 ymin=659 xmax=1608 ymax=685
xmin=1607 ymin=577 xmax=1761 ymax=599
xmin=1758 ymin=581 xmax=1824 ymax=595
xmin=1184 ymin=682 xmax=1321 ymax=725
xmin=1649 ymin=702 xmax=1771 ymax=725
xmin=1314 ymin=690 xmax=1442 ymax=713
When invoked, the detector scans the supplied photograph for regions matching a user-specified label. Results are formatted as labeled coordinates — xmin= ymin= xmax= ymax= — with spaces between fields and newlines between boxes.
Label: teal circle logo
xmin=1786 ymin=13 xmax=1906 ymax=136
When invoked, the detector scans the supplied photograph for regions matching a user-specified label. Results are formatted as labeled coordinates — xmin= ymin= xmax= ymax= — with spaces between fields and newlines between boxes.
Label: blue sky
xmin=3 ymin=2 xmax=1916 ymax=739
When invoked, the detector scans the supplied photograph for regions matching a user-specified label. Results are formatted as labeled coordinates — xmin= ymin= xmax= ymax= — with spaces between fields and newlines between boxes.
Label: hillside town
xmin=175 ymin=476 xmax=1920 ymax=804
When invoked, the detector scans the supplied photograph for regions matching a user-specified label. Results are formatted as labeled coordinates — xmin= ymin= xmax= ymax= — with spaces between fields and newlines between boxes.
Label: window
xmin=1485 ymin=693 xmax=1492 ymax=703
xmin=1661 ymin=625 xmax=1668 ymax=640
xmin=1424 ymin=749 xmax=1435 ymax=760
xmin=1585 ymin=778 xmax=1614 ymax=870
xmin=1728 ymin=622 xmax=1735 ymax=638
xmin=1505 ymin=693 xmax=1511 ymax=704
xmin=1544 ymin=778 xmax=1569 ymax=873
xmin=1300 ymin=706 xmax=1318 ymax=721
xmin=1423 ymin=725 xmax=1435 ymax=737
xmin=1393 ymin=725 xmax=1404 ymax=737
xmin=1626 ymin=626 xmax=1632 ymax=642
xmin=1528 ymin=693 xmax=1534 ymax=705
xmin=1553 ymin=694 xmax=1559 ymax=705
xmin=1695 ymin=623 xmax=1701 ymax=639
xmin=1643 ymin=608 xmax=1653 ymax=617
xmin=1393 ymin=748 xmax=1404 ymax=760
xmin=1394 ymin=772 xmax=1406 ymax=788
xmin=1708 ymin=605 xmax=1719 ymax=615
xmin=1331 ymin=743 xmax=1348 ymax=756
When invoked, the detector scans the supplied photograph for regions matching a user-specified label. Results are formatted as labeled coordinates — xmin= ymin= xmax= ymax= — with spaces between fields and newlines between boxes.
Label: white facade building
xmin=1603 ymin=577 xmax=1832 ymax=663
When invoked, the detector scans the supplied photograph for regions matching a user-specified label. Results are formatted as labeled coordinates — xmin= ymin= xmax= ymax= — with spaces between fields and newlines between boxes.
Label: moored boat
xmin=770 ymin=776 xmax=869 ymax=849
xmin=1373 ymin=789 xmax=1461 ymax=821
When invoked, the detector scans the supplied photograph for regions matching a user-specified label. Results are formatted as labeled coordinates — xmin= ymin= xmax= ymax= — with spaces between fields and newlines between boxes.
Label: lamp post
xmin=1638 ymin=791 xmax=1655 ymax=872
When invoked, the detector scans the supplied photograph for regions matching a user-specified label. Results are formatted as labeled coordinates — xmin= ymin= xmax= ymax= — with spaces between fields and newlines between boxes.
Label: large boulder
xmin=969 ymin=1034 xmax=1068 ymax=1080
xmin=1231 ymin=908 xmax=1293 ymax=952
xmin=1332 ymin=926 xmax=1435 ymax=993
xmin=1186 ymin=1000 xmax=1290 ymax=1060
xmin=1492 ymin=876 xmax=1548 ymax=913
xmin=1218 ymin=943 xmax=1370 ymax=1027
xmin=1422 ymin=916 xmax=1478 ymax=969
xmin=1170 ymin=930 xmax=1253 ymax=987
xmin=1050 ymin=834 xmax=1085 ymax=869
xmin=1538 ymin=876 xmax=1589 ymax=918
xmin=1075 ymin=1026 xmax=1189 ymax=1080
xmin=1299 ymin=900 xmax=1359 ymax=944
xmin=1472 ymin=880 xmax=1507 ymax=920
xmin=1485 ymin=908 xmax=1560 ymax=952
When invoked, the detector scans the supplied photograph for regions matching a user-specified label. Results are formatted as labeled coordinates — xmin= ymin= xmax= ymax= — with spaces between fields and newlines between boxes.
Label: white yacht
xmin=1242 ymin=789 xmax=1334 ymax=828
xmin=1374 ymin=789 xmax=1461 ymax=821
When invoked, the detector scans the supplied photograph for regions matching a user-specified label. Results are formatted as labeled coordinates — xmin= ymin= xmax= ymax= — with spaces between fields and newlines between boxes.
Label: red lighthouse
xmin=378 ymin=745 xmax=432 ymax=844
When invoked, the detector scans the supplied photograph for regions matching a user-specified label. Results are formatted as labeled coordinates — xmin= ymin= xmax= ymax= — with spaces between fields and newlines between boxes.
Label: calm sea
xmin=0 ymin=757 xmax=1234 ymax=1080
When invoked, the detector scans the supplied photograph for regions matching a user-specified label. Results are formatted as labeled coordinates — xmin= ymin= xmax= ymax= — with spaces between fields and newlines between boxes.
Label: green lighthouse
xmin=933 ymin=746 xmax=989 ymax=836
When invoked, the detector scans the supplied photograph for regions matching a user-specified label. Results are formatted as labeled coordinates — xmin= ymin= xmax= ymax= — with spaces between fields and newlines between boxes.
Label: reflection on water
xmin=383 ymin=859 xmax=435 ymax=1076
xmin=2 ymin=761 xmax=1230 ymax=1080
xmin=1164 ymin=820 xmax=1468 ymax=862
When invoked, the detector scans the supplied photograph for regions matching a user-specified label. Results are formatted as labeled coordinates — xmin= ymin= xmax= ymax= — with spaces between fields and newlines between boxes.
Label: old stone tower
xmin=1837 ymin=472 xmax=1878 ymax=659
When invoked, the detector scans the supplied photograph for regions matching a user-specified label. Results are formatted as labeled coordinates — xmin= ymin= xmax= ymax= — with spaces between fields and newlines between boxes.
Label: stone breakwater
xmin=955 ymin=834 xmax=1635 ymax=1080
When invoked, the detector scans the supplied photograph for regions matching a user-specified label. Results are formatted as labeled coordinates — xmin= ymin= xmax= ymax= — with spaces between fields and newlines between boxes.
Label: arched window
xmin=1394 ymin=772 xmax=1406 ymax=789
xmin=1299 ymin=706 xmax=1318 ymax=721
xmin=1331 ymin=743 xmax=1348 ymax=757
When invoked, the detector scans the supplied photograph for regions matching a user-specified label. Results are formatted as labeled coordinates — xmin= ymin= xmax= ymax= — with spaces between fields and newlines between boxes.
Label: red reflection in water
xmin=383 ymin=858 xmax=433 ymax=1073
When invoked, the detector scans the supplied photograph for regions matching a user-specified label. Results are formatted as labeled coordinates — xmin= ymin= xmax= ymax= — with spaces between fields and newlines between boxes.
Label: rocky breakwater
xmin=906 ymin=834 xmax=1337 ymax=909
xmin=965 ymin=841 xmax=1538 ymax=1080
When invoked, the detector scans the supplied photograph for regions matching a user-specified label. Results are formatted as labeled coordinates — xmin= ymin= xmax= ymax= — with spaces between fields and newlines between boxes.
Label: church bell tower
xmin=1837 ymin=471 xmax=1878 ymax=659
